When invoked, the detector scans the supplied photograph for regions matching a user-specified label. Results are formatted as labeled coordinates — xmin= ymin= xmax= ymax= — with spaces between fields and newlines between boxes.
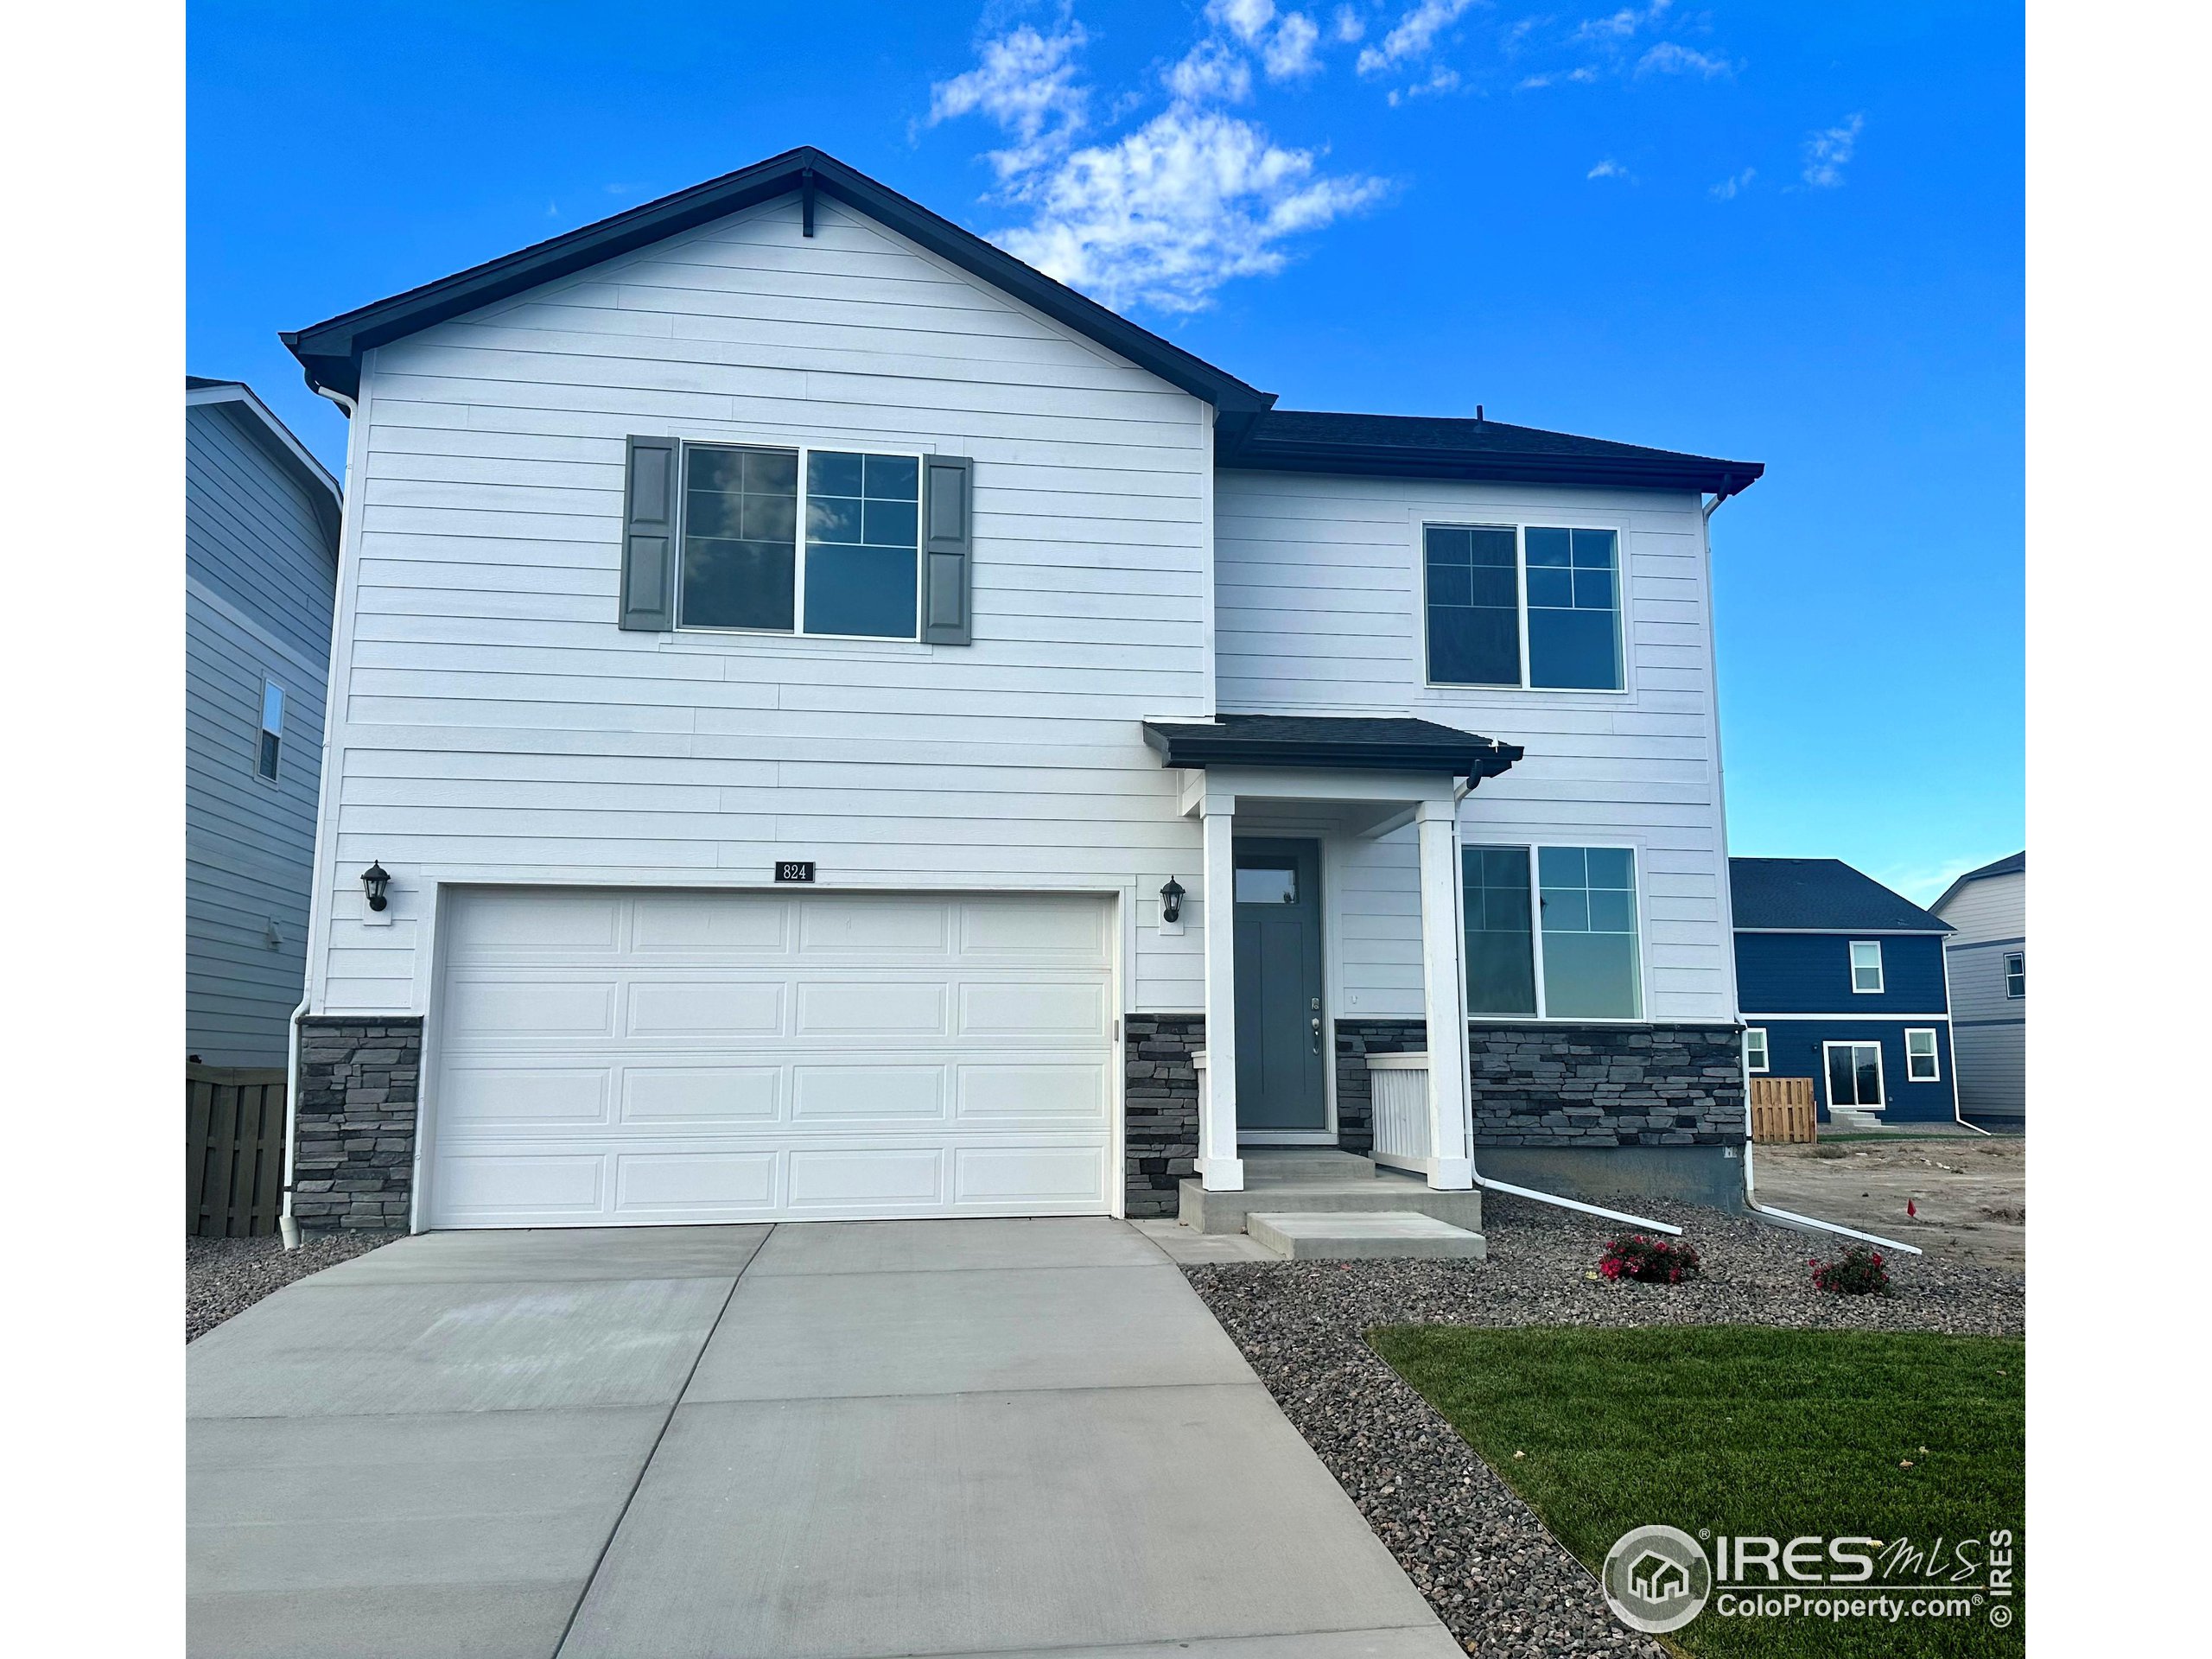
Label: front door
xmin=1232 ymin=838 xmax=1327 ymax=1136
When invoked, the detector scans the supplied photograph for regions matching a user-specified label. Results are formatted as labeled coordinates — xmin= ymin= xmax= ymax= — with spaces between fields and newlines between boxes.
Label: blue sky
xmin=188 ymin=0 xmax=2022 ymax=900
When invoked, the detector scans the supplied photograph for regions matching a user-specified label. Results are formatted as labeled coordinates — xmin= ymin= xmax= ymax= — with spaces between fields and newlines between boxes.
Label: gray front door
xmin=1232 ymin=838 xmax=1326 ymax=1135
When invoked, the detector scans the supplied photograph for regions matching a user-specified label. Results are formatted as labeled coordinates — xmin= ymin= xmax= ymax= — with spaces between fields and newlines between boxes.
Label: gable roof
xmin=1729 ymin=857 xmax=1953 ymax=933
xmin=279 ymin=146 xmax=1275 ymax=416
xmin=1930 ymin=850 xmax=2025 ymax=914
xmin=186 ymin=377 xmax=344 ymax=543
xmin=1217 ymin=409 xmax=1761 ymax=496
xmin=281 ymin=145 xmax=1762 ymax=497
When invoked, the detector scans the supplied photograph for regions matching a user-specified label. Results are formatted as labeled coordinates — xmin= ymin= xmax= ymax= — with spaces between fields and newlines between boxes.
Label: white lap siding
xmin=1216 ymin=470 xmax=1736 ymax=1023
xmin=308 ymin=192 xmax=1213 ymax=1019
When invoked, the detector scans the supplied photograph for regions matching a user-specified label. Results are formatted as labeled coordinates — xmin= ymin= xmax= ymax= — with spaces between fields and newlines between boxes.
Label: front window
xmin=1905 ymin=1028 xmax=1941 ymax=1082
xmin=1462 ymin=843 xmax=1642 ymax=1020
xmin=1744 ymin=1027 xmax=1770 ymax=1073
xmin=1824 ymin=1041 xmax=1884 ymax=1110
xmin=1849 ymin=939 xmax=1885 ymax=994
xmin=1425 ymin=523 xmax=1623 ymax=690
xmin=679 ymin=442 xmax=922 ymax=639
xmin=2003 ymin=951 xmax=2024 ymax=999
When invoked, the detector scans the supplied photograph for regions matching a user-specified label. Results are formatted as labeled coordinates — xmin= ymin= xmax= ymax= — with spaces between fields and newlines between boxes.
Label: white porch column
xmin=1197 ymin=791 xmax=1243 ymax=1191
xmin=1415 ymin=798 xmax=1475 ymax=1188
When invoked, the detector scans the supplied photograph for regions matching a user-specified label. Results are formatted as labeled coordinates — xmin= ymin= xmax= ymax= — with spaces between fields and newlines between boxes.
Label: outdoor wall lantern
xmin=1160 ymin=877 xmax=1185 ymax=925
xmin=361 ymin=861 xmax=392 ymax=913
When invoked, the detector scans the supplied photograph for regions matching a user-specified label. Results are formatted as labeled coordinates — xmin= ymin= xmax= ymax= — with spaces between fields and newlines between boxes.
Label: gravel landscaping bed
xmin=1183 ymin=1194 xmax=2025 ymax=1658
xmin=187 ymin=1230 xmax=400 ymax=1341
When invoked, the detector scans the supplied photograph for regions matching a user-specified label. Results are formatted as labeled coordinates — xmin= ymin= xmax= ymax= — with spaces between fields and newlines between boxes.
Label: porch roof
xmin=1141 ymin=714 xmax=1524 ymax=784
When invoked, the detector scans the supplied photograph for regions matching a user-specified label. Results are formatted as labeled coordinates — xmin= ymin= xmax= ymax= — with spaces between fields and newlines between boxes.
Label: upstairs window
xmin=1462 ymin=843 xmax=1643 ymax=1020
xmin=679 ymin=443 xmax=921 ymax=639
xmin=256 ymin=680 xmax=284 ymax=781
xmin=2003 ymin=951 xmax=2024 ymax=999
xmin=1849 ymin=939 xmax=1885 ymax=994
xmin=1425 ymin=524 xmax=1623 ymax=690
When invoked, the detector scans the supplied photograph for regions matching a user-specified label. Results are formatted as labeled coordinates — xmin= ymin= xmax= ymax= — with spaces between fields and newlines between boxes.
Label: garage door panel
xmin=620 ymin=1066 xmax=783 ymax=1126
xmin=626 ymin=980 xmax=786 ymax=1038
xmin=429 ymin=889 xmax=1116 ymax=1228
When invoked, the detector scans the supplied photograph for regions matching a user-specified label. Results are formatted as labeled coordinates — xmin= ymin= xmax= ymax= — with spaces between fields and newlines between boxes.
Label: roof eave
xmin=1142 ymin=725 xmax=1524 ymax=782
xmin=1218 ymin=439 xmax=1764 ymax=495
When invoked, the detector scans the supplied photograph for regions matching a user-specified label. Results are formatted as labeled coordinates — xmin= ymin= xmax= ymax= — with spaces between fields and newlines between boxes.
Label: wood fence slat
xmin=187 ymin=1066 xmax=289 ymax=1237
xmin=1748 ymin=1076 xmax=1818 ymax=1144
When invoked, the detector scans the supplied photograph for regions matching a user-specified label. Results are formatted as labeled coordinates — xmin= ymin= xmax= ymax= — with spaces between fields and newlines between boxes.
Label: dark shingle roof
xmin=1729 ymin=858 xmax=1953 ymax=933
xmin=1142 ymin=714 xmax=1522 ymax=784
xmin=1217 ymin=409 xmax=1762 ymax=495
xmin=1930 ymin=851 xmax=2025 ymax=914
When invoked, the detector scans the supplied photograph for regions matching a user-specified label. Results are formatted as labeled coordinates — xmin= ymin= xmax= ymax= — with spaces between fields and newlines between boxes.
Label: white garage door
xmin=426 ymin=888 xmax=1117 ymax=1228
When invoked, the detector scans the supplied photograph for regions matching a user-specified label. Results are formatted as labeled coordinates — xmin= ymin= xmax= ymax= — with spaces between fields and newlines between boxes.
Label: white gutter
xmin=1742 ymin=1140 xmax=1923 ymax=1255
xmin=1473 ymin=1173 xmax=1685 ymax=1237
xmin=278 ymin=994 xmax=308 ymax=1249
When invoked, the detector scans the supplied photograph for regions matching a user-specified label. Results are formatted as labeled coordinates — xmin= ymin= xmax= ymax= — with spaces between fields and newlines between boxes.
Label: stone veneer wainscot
xmin=291 ymin=1016 xmax=423 ymax=1232
xmin=1122 ymin=1014 xmax=1203 ymax=1217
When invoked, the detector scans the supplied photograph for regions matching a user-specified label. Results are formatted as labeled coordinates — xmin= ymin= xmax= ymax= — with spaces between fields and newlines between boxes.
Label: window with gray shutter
xmin=922 ymin=455 xmax=973 ymax=645
xmin=619 ymin=435 xmax=679 ymax=631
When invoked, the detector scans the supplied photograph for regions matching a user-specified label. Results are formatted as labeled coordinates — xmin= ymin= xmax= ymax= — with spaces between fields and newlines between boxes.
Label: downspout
xmin=280 ymin=381 xmax=359 ymax=1249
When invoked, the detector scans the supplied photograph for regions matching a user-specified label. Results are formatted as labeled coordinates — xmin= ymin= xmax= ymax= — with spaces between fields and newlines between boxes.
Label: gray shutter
xmin=922 ymin=454 xmax=973 ymax=645
xmin=619 ymin=435 xmax=679 ymax=631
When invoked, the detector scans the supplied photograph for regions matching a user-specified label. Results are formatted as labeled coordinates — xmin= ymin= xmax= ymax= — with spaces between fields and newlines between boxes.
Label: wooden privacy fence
xmin=1749 ymin=1076 xmax=1818 ymax=1144
xmin=188 ymin=1065 xmax=287 ymax=1236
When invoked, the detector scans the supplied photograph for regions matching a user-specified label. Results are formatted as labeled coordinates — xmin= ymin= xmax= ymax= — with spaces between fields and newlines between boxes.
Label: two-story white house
xmin=277 ymin=147 xmax=1760 ymax=1236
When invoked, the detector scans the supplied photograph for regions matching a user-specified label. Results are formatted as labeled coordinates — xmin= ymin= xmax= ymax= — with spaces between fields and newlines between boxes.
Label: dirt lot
xmin=1751 ymin=1134 xmax=2025 ymax=1273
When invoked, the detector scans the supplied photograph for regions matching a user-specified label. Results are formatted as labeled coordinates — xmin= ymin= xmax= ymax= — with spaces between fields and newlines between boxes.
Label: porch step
xmin=1248 ymin=1211 xmax=1488 ymax=1262
xmin=1827 ymin=1107 xmax=1885 ymax=1134
xmin=1177 ymin=1169 xmax=1484 ymax=1236
xmin=1240 ymin=1148 xmax=1379 ymax=1183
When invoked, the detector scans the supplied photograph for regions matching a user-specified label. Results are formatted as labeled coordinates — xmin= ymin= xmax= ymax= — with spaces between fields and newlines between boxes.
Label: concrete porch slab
xmin=1178 ymin=1172 xmax=1485 ymax=1236
xmin=558 ymin=1384 xmax=1447 ymax=1659
xmin=188 ymin=1406 xmax=662 ymax=1659
xmin=1247 ymin=1211 xmax=1487 ymax=1262
xmin=685 ymin=1262 xmax=1252 ymax=1402
xmin=187 ymin=1276 xmax=734 ymax=1418
xmin=307 ymin=1224 xmax=771 ymax=1285
xmin=745 ymin=1214 xmax=1164 ymax=1275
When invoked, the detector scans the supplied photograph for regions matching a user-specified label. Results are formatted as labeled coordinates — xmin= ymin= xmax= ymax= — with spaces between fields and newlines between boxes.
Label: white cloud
xmin=1709 ymin=167 xmax=1754 ymax=200
xmin=1332 ymin=3 xmax=1367 ymax=41
xmin=1356 ymin=0 xmax=1477 ymax=76
xmin=1586 ymin=156 xmax=1631 ymax=180
xmin=998 ymin=108 xmax=1389 ymax=313
xmin=926 ymin=22 xmax=1090 ymax=178
xmin=931 ymin=14 xmax=1384 ymax=314
xmin=1636 ymin=41 xmax=1731 ymax=77
xmin=1570 ymin=0 xmax=1669 ymax=43
xmin=1264 ymin=11 xmax=1325 ymax=78
xmin=1386 ymin=65 xmax=1461 ymax=105
xmin=1802 ymin=112 xmax=1866 ymax=188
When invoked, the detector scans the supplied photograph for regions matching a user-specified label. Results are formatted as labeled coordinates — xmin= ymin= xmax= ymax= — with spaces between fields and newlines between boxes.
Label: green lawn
xmin=1370 ymin=1325 xmax=2024 ymax=1658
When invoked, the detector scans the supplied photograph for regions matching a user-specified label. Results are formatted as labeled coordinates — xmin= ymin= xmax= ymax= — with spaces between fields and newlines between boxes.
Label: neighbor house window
xmin=1849 ymin=939 xmax=1885 ymax=994
xmin=1904 ymin=1028 xmax=1941 ymax=1082
xmin=256 ymin=680 xmax=284 ymax=781
xmin=2003 ymin=951 xmax=2024 ymax=999
xmin=1425 ymin=524 xmax=1623 ymax=690
xmin=1744 ymin=1027 xmax=1770 ymax=1073
xmin=1824 ymin=1040 xmax=1884 ymax=1110
xmin=679 ymin=442 xmax=921 ymax=639
xmin=1462 ymin=843 xmax=1642 ymax=1020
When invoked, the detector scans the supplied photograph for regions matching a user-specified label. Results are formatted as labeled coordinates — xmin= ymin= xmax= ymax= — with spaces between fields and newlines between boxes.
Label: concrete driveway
xmin=189 ymin=1217 xmax=1458 ymax=1659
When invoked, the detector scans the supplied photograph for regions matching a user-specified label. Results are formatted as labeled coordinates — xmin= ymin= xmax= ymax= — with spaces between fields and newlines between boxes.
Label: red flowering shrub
xmin=1598 ymin=1234 xmax=1701 ymax=1285
xmin=1811 ymin=1244 xmax=1892 ymax=1296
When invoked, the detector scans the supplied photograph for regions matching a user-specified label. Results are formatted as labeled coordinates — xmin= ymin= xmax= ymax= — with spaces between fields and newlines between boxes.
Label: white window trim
xmin=2002 ymin=951 xmax=2024 ymax=1000
xmin=1743 ymin=1027 xmax=1770 ymax=1074
xmin=254 ymin=676 xmax=285 ymax=785
xmin=1904 ymin=1027 xmax=1941 ymax=1083
xmin=1821 ymin=1039 xmax=1885 ymax=1112
xmin=1419 ymin=520 xmax=1630 ymax=696
xmin=1462 ymin=840 xmax=1648 ymax=1023
xmin=1848 ymin=939 xmax=1885 ymax=994
xmin=674 ymin=439 xmax=925 ymax=643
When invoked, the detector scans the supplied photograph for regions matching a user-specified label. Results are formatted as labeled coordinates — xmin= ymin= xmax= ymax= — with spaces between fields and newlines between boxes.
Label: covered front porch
xmin=1141 ymin=715 xmax=1525 ymax=1206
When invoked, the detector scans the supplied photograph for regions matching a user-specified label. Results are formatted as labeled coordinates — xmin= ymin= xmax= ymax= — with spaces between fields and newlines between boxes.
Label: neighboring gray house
xmin=187 ymin=378 xmax=342 ymax=1065
xmin=1931 ymin=850 xmax=2025 ymax=1125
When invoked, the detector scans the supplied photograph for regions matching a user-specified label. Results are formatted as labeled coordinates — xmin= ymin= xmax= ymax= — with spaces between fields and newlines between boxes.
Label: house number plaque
xmin=774 ymin=861 xmax=817 ymax=883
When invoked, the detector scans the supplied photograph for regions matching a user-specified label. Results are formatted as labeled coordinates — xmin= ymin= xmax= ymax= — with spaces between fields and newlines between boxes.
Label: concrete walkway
xmin=189 ymin=1217 xmax=1459 ymax=1659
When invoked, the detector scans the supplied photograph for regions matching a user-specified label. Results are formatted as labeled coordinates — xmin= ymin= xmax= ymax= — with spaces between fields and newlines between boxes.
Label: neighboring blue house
xmin=1731 ymin=858 xmax=1960 ymax=1126
xmin=187 ymin=377 xmax=342 ymax=1066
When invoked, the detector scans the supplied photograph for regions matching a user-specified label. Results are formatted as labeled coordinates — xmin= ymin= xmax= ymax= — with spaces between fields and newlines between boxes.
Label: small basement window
xmin=1904 ymin=1028 xmax=1941 ymax=1082
xmin=1849 ymin=939 xmax=1885 ymax=994
xmin=257 ymin=680 xmax=284 ymax=781
xmin=1743 ymin=1027 xmax=1770 ymax=1074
